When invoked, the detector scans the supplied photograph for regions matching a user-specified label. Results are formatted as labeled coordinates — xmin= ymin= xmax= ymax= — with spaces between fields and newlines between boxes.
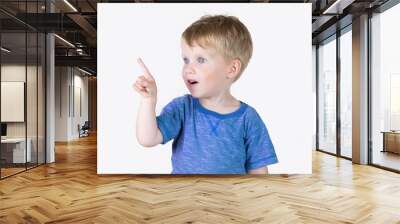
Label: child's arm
xmin=133 ymin=58 xmax=163 ymax=147
xmin=248 ymin=166 xmax=268 ymax=174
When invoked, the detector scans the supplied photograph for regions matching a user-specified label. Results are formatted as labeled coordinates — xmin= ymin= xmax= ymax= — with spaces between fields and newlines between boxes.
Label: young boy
xmin=133 ymin=15 xmax=278 ymax=174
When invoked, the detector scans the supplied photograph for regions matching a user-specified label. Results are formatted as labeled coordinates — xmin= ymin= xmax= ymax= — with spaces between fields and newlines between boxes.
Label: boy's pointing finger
xmin=137 ymin=58 xmax=154 ymax=80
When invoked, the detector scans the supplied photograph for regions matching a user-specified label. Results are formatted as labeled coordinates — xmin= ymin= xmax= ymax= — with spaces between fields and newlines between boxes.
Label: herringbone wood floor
xmin=0 ymin=134 xmax=400 ymax=224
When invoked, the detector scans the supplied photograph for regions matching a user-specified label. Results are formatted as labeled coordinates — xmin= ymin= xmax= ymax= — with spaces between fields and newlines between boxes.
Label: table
xmin=1 ymin=138 xmax=31 ymax=163
xmin=381 ymin=131 xmax=400 ymax=154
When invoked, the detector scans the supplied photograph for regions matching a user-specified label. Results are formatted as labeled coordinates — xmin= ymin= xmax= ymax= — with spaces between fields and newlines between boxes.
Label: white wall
xmin=55 ymin=67 xmax=89 ymax=141
xmin=312 ymin=45 xmax=316 ymax=150
xmin=55 ymin=66 xmax=69 ymax=141
xmin=72 ymin=72 xmax=89 ymax=138
xmin=98 ymin=3 xmax=313 ymax=174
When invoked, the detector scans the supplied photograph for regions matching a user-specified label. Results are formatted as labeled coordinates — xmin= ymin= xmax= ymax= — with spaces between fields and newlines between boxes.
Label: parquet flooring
xmin=0 ymin=134 xmax=400 ymax=223
xmin=1 ymin=167 xmax=25 ymax=178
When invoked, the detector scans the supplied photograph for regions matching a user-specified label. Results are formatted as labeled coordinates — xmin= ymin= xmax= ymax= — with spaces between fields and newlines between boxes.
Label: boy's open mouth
xmin=187 ymin=79 xmax=199 ymax=85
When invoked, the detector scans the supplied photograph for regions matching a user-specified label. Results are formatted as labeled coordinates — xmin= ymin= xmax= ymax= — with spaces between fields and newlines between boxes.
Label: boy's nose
xmin=183 ymin=65 xmax=195 ymax=74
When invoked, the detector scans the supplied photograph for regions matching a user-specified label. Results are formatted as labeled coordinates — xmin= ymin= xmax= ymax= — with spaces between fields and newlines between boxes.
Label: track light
xmin=63 ymin=0 xmax=78 ymax=12
xmin=1 ymin=47 xmax=11 ymax=53
xmin=78 ymin=67 xmax=93 ymax=76
xmin=322 ymin=0 xmax=354 ymax=15
xmin=54 ymin=34 xmax=75 ymax=48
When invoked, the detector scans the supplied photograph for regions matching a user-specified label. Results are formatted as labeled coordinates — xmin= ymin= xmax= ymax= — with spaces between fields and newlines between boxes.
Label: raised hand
xmin=133 ymin=58 xmax=158 ymax=101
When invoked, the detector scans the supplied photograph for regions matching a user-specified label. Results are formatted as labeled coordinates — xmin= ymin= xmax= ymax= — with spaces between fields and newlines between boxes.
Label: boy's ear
xmin=226 ymin=59 xmax=242 ymax=80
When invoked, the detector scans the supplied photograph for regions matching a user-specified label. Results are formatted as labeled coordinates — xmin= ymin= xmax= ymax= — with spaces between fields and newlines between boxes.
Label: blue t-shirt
xmin=156 ymin=94 xmax=278 ymax=174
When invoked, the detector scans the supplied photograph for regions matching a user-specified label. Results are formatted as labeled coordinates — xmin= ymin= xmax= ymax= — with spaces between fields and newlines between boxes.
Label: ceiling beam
xmin=55 ymin=55 xmax=96 ymax=69
xmin=67 ymin=13 xmax=97 ymax=46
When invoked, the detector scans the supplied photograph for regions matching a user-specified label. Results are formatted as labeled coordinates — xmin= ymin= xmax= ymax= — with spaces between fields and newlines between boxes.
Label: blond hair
xmin=182 ymin=15 xmax=253 ymax=81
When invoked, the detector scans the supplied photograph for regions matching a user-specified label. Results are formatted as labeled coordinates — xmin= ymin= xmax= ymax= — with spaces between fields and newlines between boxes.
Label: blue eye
xmin=197 ymin=57 xmax=206 ymax=64
xmin=183 ymin=57 xmax=189 ymax=64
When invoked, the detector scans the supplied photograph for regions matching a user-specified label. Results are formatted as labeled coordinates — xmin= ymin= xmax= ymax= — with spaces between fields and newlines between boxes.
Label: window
xmin=370 ymin=3 xmax=400 ymax=171
xmin=340 ymin=28 xmax=352 ymax=158
xmin=318 ymin=36 xmax=337 ymax=155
